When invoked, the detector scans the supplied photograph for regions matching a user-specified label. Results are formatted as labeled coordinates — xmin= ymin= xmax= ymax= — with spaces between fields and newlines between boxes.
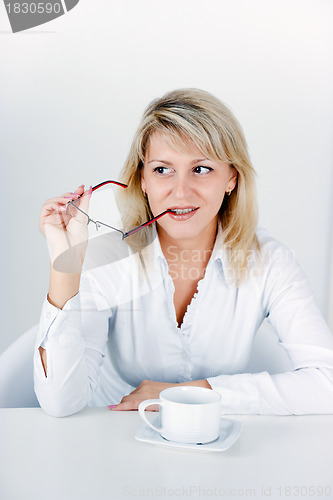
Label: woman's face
xmin=141 ymin=132 xmax=237 ymax=245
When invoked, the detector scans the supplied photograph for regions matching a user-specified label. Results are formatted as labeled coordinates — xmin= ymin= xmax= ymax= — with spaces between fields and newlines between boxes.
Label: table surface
xmin=1 ymin=408 xmax=333 ymax=500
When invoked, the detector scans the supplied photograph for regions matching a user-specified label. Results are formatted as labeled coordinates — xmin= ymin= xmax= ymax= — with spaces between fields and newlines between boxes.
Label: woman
xmin=35 ymin=88 xmax=333 ymax=417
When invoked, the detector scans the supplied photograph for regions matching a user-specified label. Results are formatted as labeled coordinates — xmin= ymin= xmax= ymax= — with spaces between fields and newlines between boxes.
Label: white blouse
xmin=34 ymin=226 xmax=333 ymax=417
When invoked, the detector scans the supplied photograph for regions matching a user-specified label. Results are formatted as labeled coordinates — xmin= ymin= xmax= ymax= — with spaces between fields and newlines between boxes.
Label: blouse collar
xmin=143 ymin=222 xmax=230 ymax=285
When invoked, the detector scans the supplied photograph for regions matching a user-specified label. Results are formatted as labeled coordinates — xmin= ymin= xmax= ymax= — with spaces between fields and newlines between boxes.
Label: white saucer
xmin=135 ymin=415 xmax=242 ymax=452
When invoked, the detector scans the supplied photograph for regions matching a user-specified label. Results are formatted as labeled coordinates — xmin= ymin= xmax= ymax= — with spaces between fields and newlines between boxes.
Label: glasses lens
xmin=54 ymin=181 xmax=158 ymax=273
xmin=54 ymin=184 xmax=129 ymax=272
xmin=65 ymin=184 xmax=123 ymax=233
xmin=89 ymin=183 xmax=123 ymax=233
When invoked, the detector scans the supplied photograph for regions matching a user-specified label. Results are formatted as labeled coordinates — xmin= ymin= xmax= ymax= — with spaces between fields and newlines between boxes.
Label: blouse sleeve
xmin=207 ymin=237 xmax=333 ymax=415
xmin=34 ymin=271 xmax=112 ymax=417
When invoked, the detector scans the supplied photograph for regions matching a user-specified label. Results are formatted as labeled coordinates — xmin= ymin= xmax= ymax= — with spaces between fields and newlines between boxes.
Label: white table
xmin=0 ymin=408 xmax=332 ymax=500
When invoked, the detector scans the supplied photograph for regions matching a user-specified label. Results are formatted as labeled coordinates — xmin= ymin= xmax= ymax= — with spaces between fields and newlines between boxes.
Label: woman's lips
xmin=167 ymin=207 xmax=199 ymax=221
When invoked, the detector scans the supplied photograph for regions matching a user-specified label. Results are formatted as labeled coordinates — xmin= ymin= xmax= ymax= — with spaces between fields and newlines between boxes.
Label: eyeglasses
xmin=67 ymin=180 xmax=172 ymax=239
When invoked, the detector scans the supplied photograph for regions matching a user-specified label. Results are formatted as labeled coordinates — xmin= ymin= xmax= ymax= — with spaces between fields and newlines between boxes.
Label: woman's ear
xmin=141 ymin=172 xmax=146 ymax=194
xmin=230 ymin=168 xmax=238 ymax=190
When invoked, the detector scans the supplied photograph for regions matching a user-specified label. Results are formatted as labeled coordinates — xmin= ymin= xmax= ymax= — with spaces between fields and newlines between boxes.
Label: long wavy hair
xmin=117 ymin=88 xmax=259 ymax=283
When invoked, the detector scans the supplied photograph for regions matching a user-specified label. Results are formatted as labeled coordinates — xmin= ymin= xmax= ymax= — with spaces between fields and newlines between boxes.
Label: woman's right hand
xmin=39 ymin=184 xmax=92 ymax=269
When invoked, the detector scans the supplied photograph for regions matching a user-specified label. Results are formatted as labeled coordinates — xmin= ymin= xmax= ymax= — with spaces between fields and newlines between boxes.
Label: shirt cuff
xmin=36 ymin=293 xmax=80 ymax=348
xmin=207 ymin=373 xmax=261 ymax=414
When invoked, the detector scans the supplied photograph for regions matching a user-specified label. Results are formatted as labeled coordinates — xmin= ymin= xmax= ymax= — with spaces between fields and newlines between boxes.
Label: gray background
xmin=0 ymin=0 xmax=332 ymax=354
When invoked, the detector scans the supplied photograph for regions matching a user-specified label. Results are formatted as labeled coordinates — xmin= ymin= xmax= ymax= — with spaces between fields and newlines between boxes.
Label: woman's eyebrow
xmin=147 ymin=158 xmax=209 ymax=164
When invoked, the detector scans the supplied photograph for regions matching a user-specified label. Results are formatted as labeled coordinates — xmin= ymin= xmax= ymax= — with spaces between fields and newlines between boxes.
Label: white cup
xmin=138 ymin=386 xmax=221 ymax=444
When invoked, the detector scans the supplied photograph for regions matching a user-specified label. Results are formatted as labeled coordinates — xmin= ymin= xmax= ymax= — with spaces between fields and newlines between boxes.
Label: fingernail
xmin=88 ymin=185 xmax=93 ymax=198
xmin=108 ymin=405 xmax=117 ymax=409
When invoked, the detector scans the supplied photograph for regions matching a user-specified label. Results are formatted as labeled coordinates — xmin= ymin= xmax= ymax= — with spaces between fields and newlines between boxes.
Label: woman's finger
xmin=76 ymin=185 xmax=92 ymax=215
xmin=42 ymin=187 xmax=90 ymax=215
xmin=108 ymin=400 xmax=138 ymax=411
xmin=44 ymin=185 xmax=85 ymax=205
xmin=41 ymin=202 xmax=67 ymax=215
xmin=39 ymin=185 xmax=92 ymax=235
xmin=73 ymin=184 xmax=85 ymax=194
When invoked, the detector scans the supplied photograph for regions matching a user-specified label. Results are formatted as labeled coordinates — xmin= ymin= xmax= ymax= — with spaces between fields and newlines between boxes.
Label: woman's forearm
xmin=48 ymin=263 xmax=81 ymax=310
xmin=178 ymin=379 xmax=212 ymax=389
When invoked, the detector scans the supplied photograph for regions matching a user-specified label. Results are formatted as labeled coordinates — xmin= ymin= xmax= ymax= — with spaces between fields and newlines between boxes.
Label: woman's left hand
xmin=108 ymin=379 xmax=212 ymax=411
xmin=108 ymin=380 xmax=174 ymax=411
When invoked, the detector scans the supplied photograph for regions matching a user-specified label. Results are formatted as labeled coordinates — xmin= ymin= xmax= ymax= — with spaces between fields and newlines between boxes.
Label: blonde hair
xmin=117 ymin=88 xmax=259 ymax=283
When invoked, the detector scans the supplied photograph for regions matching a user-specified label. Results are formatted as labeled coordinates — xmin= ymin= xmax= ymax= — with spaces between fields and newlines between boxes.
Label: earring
xmin=226 ymin=188 xmax=232 ymax=196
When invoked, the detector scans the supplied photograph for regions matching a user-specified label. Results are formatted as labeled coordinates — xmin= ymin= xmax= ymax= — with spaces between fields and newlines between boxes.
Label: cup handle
xmin=138 ymin=399 xmax=164 ymax=433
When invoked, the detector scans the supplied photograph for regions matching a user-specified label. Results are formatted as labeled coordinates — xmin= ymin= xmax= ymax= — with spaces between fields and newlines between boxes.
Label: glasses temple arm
xmin=92 ymin=180 xmax=127 ymax=191
xmin=123 ymin=210 xmax=173 ymax=238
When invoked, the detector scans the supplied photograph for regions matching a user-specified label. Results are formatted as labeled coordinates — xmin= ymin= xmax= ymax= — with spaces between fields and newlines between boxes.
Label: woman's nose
xmin=173 ymin=175 xmax=192 ymax=199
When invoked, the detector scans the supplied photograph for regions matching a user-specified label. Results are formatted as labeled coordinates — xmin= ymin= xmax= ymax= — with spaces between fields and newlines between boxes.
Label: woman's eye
xmin=153 ymin=166 xmax=171 ymax=175
xmin=193 ymin=166 xmax=213 ymax=174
